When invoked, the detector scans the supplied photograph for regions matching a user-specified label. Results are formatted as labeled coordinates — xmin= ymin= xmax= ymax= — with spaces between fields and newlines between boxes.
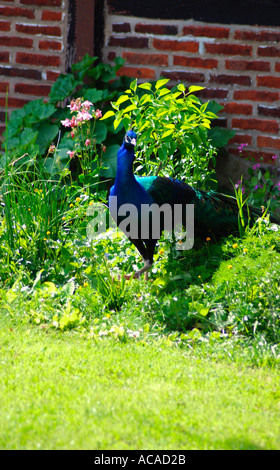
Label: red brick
xmin=46 ymin=70 xmax=60 ymax=81
xmin=225 ymin=59 xmax=270 ymax=72
xmin=232 ymin=118 xmax=279 ymax=133
xmin=161 ymin=70 xmax=205 ymax=82
xmin=20 ymin=0 xmax=62 ymax=6
xmin=257 ymin=136 xmax=280 ymax=150
xmin=233 ymin=90 xmax=279 ymax=102
xmin=112 ymin=23 xmax=131 ymax=33
xmin=0 ymin=96 xmax=29 ymax=107
xmin=276 ymin=63 xmax=280 ymax=73
xmin=234 ymin=30 xmax=280 ymax=42
xmin=183 ymin=25 xmax=229 ymax=38
xmin=210 ymin=74 xmax=251 ymax=86
xmin=135 ymin=23 xmax=178 ymax=35
xmin=228 ymin=134 xmax=252 ymax=145
xmin=222 ymin=103 xmax=253 ymax=115
xmin=0 ymin=66 xmax=41 ymax=79
xmin=258 ymin=46 xmax=280 ymax=57
xmin=16 ymin=23 xmax=61 ymax=37
xmin=199 ymin=89 xmax=228 ymax=99
xmin=0 ymin=52 xmax=9 ymax=63
xmin=229 ymin=147 xmax=275 ymax=163
xmin=41 ymin=10 xmax=62 ymax=21
xmin=173 ymin=56 xmax=218 ymax=69
xmin=257 ymin=76 xmax=280 ymax=89
xmin=0 ymin=20 xmax=11 ymax=31
xmin=153 ymin=38 xmax=199 ymax=53
xmin=0 ymin=82 xmax=9 ymax=93
xmin=0 ymin=6 xmax=35 ymax=18
xmin=205 ymin=43 xmax=252 ymax=56
xmin=108 ymin=36 xmax=149 ymax=48
xmin=39 ymin=40 xmax=62 ymax=51
xmin=107 ymin=51 xmax=116 ymax=61
xmin=15 ymin=83 xmax=51 ymax=96
xmin=116 ymin=66 xmax=155 ymax=80
xmin=122 ymin=52 xmax=168 ymax=66
xmin=258 ymin=106 xmax=280 ymax=119
xmin=16 ymin=52 xmax=60 ymax=67
xmin=0 ymin=36 xmax=33 ymax=48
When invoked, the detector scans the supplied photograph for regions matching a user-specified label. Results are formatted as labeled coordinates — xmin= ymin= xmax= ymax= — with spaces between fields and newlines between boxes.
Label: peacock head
xmin=124 ymin=130 xmax=137 ymax=151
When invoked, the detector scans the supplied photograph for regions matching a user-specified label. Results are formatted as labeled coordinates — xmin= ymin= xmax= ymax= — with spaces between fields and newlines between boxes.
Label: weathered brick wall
xmin=103 ymin=8 xmax=280 ymax=179
xmin=0 ymin=0 xmax=69 ymax=135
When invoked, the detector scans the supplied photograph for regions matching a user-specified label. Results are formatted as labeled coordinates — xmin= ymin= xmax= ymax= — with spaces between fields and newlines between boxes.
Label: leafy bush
xmin=102 ymin=78 xmax=234 ymax=187
xmin=2 ymin=55 xmax=131 ymax=178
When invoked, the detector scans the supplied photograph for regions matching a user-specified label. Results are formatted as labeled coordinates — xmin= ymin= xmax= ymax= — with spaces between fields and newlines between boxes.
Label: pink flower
xmin=252 ymin=163 xmax=260 ymax=170
xmin=67 ymin=150 xmax=75 ymax=159
xmin=238 ymin=143 xmax=248 ymax=153
xmin=61 ymin=118 xmax=72 ymax=127
xmin=102 ymin=145 xmax=106 ymax=153
xmin=82 ymin=100 xmax=93 ymax=110
xmin=234 ymin=180 xmax=245 ymax=194
xmin=71 ymin=130 xmax=76 ymax=138
xmin=271 ymin=155 xmax=278 ymax=161
xmin=95 ymin=109 xmax=102 ymax=119
xmin=68 ymin=98 xmax=82 ymax=112
xmin=85 ymin=139 xmax=91 ymax=147
xmin=77 ymin=110 xmax=93 ymax=122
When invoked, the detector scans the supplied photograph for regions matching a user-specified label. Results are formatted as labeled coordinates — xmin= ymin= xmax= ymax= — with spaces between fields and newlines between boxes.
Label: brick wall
xmin=103 ymin=9 xmax=280 ymax=177
xmin=0 ymin=0 xmax=69 ymax=135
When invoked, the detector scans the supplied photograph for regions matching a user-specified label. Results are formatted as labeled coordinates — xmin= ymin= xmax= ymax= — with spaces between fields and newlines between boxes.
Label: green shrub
xmin=102 ymin=78 xmax=234 ymax=187
xmin=2 ymin=55 xmax=131 ymax=178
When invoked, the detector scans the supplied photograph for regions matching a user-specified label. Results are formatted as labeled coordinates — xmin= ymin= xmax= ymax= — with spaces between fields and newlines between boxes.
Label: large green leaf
xmin=49 ymin=74 xmax=78 ymax=104
xmin=100 ymin=144 xmax=118 ymax=177
xmin=36 ymin=123 xmax=60 ymax=155
xmin=94 ymin=121 xmax=107 ymax=144
xmin=83 ymin=88 xmax=103 ymax=103
xmin=23 ymin=99 xmax=56 ymax=124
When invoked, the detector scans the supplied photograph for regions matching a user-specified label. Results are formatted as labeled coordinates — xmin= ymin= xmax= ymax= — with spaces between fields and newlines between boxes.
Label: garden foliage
xmin=0 ymin=55 xmax=279 ymax=359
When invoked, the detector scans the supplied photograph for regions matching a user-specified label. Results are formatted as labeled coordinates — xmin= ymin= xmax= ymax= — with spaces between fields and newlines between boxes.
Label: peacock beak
xmin=130 ymin=138 xmax=137 ymax=146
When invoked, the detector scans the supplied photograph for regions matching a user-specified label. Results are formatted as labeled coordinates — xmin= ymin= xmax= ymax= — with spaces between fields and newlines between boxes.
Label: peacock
xmin=109 ymin=130 xmax=279 ymax=279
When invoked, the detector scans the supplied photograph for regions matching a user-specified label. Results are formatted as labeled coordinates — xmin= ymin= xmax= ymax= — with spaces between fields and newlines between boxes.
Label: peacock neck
xmin=114 ymin=146 xmax=136 ymax=188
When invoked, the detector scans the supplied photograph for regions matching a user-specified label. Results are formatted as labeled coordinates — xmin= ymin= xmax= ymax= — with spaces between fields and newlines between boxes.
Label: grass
xmin=1 ymin=314 xmax=280 ymax=450
xmin=1 ymin=146 xmax=280 ymax=450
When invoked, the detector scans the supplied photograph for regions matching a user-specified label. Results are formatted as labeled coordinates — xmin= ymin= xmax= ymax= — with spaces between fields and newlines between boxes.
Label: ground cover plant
xmin=0 ymin=62 xmax=280 ymax=449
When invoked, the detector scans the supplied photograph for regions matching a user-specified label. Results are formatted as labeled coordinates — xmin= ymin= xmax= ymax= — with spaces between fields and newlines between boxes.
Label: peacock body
xmin=109 ymin=130 xmax=278 ymax=278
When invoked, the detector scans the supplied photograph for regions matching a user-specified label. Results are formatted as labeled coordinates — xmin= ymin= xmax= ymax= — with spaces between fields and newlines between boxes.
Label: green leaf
xmin=188 ymin=85 xmax=205 ymax=94
xmin=139 ymin=94 xmax=152 ymax=106
xmin=177 ymin=83 xmax=186 ymax=92
xmin=71 ymin=54 xmax=98 ymax=81
xmin=158 ymin=88 xmax=171 ymax=98
xmin=161 ymin=129 xmax=173 ymax=139
xmin=155 ymin=78 xmax=170 ymax=90
xmin=114 ymin=94 xmax=130 ymax=109
xmin=83 ymin=88 xmax=103 ymax=103
xmin=100 ymin=110 xmax=115 ymax=120
xmin=94 ymin=121 xmax=107 ymax=144
xmin=24 ymin=99 xmax=56 ymax=124
xmin=100 ymin=144 xmax=119 ymax=178
xmin=122 ymin=104 xmax=137 ymax=114
xmin=138 ymin=83 xmax=152 ymax=91
xmin=49 ymin=74 xmax=78 ymax=104
xmin=36 ymin=123 xmax=59 ymax=155
xmin=130 ymin=79 xmax=137 ymax=92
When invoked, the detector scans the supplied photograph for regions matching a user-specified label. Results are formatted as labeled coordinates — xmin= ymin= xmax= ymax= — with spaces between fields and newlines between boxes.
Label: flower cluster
xmin=60 ymin=98 xmax=103 ymax=160
xmin=61 ymin=99 xmax=102 ymax=131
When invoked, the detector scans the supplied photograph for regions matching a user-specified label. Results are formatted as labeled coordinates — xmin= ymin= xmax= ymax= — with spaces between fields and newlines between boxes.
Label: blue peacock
xmin=109 ymin=130 xmax=279 ymax=279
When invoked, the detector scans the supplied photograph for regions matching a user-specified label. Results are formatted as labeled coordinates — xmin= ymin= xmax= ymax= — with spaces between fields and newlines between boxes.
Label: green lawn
xmin=0 ymin=315 xmax=279 ymax=450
